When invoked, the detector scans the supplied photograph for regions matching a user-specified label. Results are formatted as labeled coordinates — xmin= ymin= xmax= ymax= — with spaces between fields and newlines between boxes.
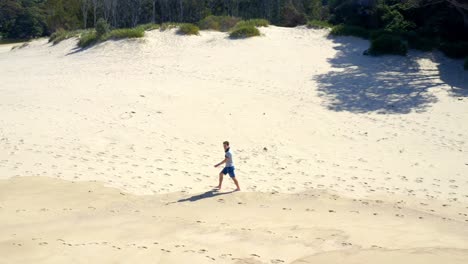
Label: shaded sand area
xmin=1 ymin=26 xmax=468 ymax=263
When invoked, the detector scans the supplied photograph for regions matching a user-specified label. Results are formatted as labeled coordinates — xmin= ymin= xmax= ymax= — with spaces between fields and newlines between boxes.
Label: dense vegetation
xmin=1 ymin=1 xmax=467 ymax=65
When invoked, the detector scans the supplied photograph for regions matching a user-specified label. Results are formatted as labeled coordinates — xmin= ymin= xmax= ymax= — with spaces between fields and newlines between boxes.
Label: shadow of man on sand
xmin=176 ymin=189 xmax=236 ymax=203
xmin=314 ymin=36 xmax=466 ymax=114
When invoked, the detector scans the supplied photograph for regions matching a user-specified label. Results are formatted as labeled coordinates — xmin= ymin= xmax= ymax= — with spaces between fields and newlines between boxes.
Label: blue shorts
xmin=221 ymin=166 xmax=236 ymax=177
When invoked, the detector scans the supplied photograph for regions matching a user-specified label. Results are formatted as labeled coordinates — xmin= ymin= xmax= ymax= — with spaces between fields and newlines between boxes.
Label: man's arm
xmin=214 ymin=158 xmax=228 ymax=168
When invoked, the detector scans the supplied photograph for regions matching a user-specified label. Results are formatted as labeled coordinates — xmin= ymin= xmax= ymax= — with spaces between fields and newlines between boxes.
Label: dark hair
xmin=223 ymin=141 xmax=229 ymax=146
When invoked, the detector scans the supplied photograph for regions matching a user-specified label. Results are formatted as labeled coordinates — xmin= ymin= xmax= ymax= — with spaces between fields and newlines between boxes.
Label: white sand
xmin=0 ymin=26 xmax=467 ymax=263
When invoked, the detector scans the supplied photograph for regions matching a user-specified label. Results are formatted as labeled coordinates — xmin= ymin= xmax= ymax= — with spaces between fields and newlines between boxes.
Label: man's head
xmin=223 ymin=141 xmax=229 ymax=151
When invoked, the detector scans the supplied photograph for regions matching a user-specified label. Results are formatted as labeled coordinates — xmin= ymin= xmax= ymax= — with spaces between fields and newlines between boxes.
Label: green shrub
xmin=235 ymin=19 xmax=269 ymax=28
xmin=49 ymin=28 xmax=67 ymax=43
xmin=138 ymin=23 xmax=160 ymax=31
xmin=96 ymin=18 xmax=110 ymax=37
xmin=78 ymin=31 xmax=98 ymax=48
xmin=307 ymin=20 xmax=332 ymax=29
xmin=368 ymin=34 xmax=407 ymax=56
xmin=160 ymin=22 xmax=181 ymax=31
xmin=104 ymin=28 xmax=145 ymax=39
xmin=198 ymin=16 xmax=241 ymax=32
xmin=330 ymin=25 xmax=370 ymax=39
xmin=465 ymin=57 xmax=468 ymax=71
xmin=177 ymin=23 xmax=200 ymax=35
xmin=438 ymin=41 xmax=468 ymax=59
xmin=229 ymin=25 xmax=260 ymax=39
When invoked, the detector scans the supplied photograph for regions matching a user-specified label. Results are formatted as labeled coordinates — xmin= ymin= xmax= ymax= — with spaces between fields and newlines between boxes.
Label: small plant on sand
xmin=78 ymin=31 xmax=98 ymax=48
xmin=177 ymin=23 xmax=200 ymax=35
xmin=366 ymin=33 xmax=407 ymax=56
xmin=229 ymin=25 xmax=260 ymax=39
xmin=49 ymin=28 xmax=67 ymax=43
xmin=198 ymin=16 xmax=241 ymax=32
xmin=307 ymin=20 xmax=332 ymax=29
xmin=235 ymin=19 xmax=269 ymax=28
xmin=105 ymin=28 xmax=145 ymax=39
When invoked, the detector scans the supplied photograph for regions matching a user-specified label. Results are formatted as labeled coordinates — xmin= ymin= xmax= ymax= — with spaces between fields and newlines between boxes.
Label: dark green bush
xmin=402 ymin=31 xmax=437 ymax=51
xmin=198 ymin=16 xmax=241 ymax=32
xmin=235 ymin=19 xmax=269 ymax=28
xmin=78 ymin=31 xmax=98 ymax=48
xmin=104 ymin=28 xmax=145 ymax=39
xmin=307 ymin=20 xmax=332 ymax=29
xmin=368 ymin=34 xmax=407 ymax=56
xmin=438 ymin=41 xmax=468 ymax=59
xmin=330 ymin=25 xmax=370 ymax=39
xmin=229 ymin=25 xmax=260 ymax=39
xmin=177 ymin=23 xmax=200 ymax=35
xmin=95 ymin=18 xmax=110 ymax=37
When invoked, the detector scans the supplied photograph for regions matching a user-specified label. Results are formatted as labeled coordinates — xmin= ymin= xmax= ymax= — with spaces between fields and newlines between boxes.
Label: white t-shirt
xmin=225 ymin=150 xmax=234 ymax=167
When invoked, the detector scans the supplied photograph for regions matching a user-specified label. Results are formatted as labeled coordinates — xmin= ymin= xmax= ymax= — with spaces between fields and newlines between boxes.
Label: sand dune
xmin=0 ymin=26 xmax=467 ymax=263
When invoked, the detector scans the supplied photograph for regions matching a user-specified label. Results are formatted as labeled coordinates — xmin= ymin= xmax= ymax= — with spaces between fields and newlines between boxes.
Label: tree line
xmin=1 ymin=0 xmax=467 ymax=43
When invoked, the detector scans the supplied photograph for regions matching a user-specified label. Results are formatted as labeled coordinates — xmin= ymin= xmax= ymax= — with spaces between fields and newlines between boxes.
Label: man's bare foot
xmin=234 ymin=188 xmax=240 ymax=191
xmin=215 ymin=186 xmax=221 ymax=189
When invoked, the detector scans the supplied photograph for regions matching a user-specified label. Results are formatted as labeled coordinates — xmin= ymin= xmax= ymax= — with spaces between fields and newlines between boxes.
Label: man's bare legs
xmin=216 ymin=173 xmax=240 ymax=191
xmin=231 ymin=177 xmax=240 ymax=191
xmin=216 ymin=172 xmax=223 ymax=189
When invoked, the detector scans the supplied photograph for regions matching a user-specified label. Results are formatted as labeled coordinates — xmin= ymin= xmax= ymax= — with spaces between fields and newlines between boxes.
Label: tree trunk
xmin=92 ymin=0 xmax=98 ymax=26
xmin=81 ymin=0 xmax=89 ymax=28
xmin=179 ymin=0 xmax=183 ymax=22
xmin=152 ymin=0 xmax=156 ymax=23
xmin=453 ymin=4 xmax=468 ymax=28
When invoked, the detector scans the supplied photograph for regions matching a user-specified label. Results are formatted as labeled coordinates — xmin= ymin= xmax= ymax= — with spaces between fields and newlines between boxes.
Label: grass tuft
xmin=229 ymin=25 xmax=260 ymax=39
xmin=177 ymin=23 xmax=200 ymax=35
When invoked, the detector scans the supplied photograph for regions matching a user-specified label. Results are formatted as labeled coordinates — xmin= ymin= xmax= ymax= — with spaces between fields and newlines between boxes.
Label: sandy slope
xmin=1 ymin=177 xmax=468 ymax=264
xmin=0 ymin=26 xmax=467 ymax=263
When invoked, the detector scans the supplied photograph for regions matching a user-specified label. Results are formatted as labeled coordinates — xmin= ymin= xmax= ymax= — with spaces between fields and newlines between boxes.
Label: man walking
xmin=214 ymin=141 xmax=240 ymax=191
